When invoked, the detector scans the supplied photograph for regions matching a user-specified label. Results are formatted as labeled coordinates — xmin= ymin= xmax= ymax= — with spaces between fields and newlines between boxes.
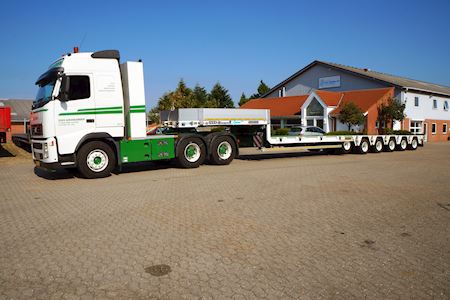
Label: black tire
xmin=396 ymin=138 xmax=408 ymax=151
xmin=370 ymin=139 xmax=384 ymax=153
xmin=407 ymin=138 xmax=418 ymax=150
xmin=356 ymin=139 xmax=369 ymax=154
xmin=385 ymin=138 xmax=396 ymax=152
xmin=176 ymin=137 xmax=206 ymax=168
xmin=335 ymin=141 xmax=352 ymax=154
xmin=209 ymin=135 xmax=236 ymax=165
xmin=77 ymin=141 xmax=116 ymax=179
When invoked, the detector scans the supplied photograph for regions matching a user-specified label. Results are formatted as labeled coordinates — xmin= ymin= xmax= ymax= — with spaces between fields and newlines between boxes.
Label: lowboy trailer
xmin=30 ymin=49 xmax=423 ymax=179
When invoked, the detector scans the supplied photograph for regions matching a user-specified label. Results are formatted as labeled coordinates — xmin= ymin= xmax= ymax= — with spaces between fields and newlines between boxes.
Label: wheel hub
xmin=87 ymin=149 xmax=108 ymax=172
xmin=185 ymin=143 xmax=201 ymax=162
xmin=217 ymin=141 xmax=232 ymax=160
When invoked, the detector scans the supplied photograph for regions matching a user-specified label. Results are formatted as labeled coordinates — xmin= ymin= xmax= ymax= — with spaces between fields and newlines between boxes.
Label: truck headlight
xmin=43 ymin=143 xmax=49 ymax=159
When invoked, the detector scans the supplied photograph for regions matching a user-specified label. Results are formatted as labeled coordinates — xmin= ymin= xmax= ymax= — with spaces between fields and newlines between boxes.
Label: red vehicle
xmin=0 ymin=106 xmax=11 ymax=143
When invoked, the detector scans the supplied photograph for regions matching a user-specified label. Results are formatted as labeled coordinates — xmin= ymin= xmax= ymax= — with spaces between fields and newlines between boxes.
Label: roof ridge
xmin=320 ymin=61 xmax=450 ymax=90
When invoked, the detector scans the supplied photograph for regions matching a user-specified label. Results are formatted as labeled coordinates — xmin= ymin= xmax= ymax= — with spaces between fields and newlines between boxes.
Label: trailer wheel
xmin=209 ymin=136 xmax=236 ymax=165
xmin=77 ymin=141 xmax=116 ymax=179
xmin=397 ymin=138 xmax=408 ymax=151
xmin=356 ymin=139 xmax=369 ymax=154
xmin=385 ymin=138 xmax=396 ymax=152
xmin=176 ymin=137 xmax=206 ymax=168
xmin=408 ymin=138 xmax=418 ymax=150
xmin=371 ymin=139 xmax=384 ymax=153
xmin=335 ymin=141 xmax=352 ymax=154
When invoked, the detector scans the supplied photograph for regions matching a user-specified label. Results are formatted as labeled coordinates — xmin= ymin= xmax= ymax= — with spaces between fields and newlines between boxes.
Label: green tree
xmin=192 ymin=84 xmax=209 ymax=107
xmin=239 ymin=92 xmax=249 ymax=106
xmin=155 ymin=79 xmax=194 ymax=110
xmin=378 ymin=97 xmax=406 ymax=130
xmin=338 ymin=102 xmax=365 ymax=131
xmin=257 ymin=80 xmax=270 ymax=96
xmin=249 ymin=80 xmax=271 ymax=99
xmin=148 ymin=107 xmax=160 ymax=124
xmin=209 ymin=82 xmax=234 ymax=108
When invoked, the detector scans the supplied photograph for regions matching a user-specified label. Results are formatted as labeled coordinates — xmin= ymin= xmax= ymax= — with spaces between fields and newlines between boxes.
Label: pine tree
xmin=257 ymin=80 xmax=270 ymax=96
xmin=239 ymin=93 xmax=249 ymax=106
xmin=209 ymin=83 xmax=234 ymax=108
xmin=249 ymin=80 xmax=271 ymax=99
xmin=192 ymin=84 xmax=209 ymax=107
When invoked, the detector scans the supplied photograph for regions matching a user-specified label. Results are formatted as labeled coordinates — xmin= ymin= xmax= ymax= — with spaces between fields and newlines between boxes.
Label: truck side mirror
xmin=58 ymin=75 xmax=70 ymax=101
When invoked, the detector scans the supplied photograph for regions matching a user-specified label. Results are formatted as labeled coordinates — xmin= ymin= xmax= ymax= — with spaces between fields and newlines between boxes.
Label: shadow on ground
xmin=237 ymin=151 xmax=329 ymax=161
xmin=34 ymin=167 xmax=76 ymax=180
xmin=0 ymin=145 xmax=15 ymax=157
xmin=34 ymin=161 xmax=175 ymax=180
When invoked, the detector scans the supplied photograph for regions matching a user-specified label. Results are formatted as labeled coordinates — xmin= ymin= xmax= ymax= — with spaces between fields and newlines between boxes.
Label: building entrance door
xmin=306 ymin=118 xmax=324 ymax=129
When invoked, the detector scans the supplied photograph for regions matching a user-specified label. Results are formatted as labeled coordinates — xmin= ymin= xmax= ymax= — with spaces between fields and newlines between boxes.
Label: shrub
xmin=383 ymin=128 xmax=412 ymax=135
xmin=325 ymin=131 xmax=361 ymax=136
xmin=272 ymin=128 xmax=290 ymax=136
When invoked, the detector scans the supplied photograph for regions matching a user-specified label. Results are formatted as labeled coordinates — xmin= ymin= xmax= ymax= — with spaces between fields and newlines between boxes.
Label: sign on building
xmin=319 ymin=76 xmax=341 ymax=89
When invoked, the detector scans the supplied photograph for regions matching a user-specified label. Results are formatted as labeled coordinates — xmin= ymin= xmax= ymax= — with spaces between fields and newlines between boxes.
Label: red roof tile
xmin=315 ymin=90 xmax=342 ymax=106
xmin=331 ymin=88 xmax=394 ymax=115
xmin=240 ymin=95 xmax=308 ymax=117
xmin=240 ymin=88 xmax=394 ymax=118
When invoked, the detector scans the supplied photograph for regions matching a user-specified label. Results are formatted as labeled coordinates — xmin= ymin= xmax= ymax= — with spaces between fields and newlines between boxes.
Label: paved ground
xmin=1 ymin=142 xmax=450 ymax=299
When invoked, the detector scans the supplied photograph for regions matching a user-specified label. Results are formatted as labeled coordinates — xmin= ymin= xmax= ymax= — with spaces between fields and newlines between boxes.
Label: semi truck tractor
xmin=0 ymin=106 xmax=11 ymax=144
xmin=30 ymin=49 xmax=423 ymax=178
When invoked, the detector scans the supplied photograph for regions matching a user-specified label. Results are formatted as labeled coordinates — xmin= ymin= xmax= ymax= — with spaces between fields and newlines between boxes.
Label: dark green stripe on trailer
xmin=119 ymin=137 xmax=176 ymax=163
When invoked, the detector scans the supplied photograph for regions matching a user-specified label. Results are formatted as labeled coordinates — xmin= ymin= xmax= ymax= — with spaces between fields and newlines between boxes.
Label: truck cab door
xmin=55 ymin=74 xmax=96 ymax=155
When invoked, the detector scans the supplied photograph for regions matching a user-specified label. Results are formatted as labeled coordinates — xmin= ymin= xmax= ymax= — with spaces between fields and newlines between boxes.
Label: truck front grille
xmin=32 ymin=143 xmax=42 ymax=149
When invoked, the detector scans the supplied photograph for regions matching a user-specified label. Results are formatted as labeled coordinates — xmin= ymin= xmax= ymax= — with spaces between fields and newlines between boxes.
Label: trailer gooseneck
xmin=30 ymin=49 xmax=424 ymax=178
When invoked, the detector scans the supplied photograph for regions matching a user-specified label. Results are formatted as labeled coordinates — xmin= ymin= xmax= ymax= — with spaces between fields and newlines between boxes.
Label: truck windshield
xmin=33 ymin=81 xmax=55 ymax=109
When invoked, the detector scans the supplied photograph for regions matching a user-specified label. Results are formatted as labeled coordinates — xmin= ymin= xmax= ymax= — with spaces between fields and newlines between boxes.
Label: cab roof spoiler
xmin=35 ymin=67 xmax=64 ymax=86
xmin=91 ymin=50 xmax=120 ymax=60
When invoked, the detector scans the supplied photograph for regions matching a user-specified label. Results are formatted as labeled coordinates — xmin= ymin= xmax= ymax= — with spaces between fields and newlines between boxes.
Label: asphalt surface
xmin=1 ymin=142 xmax=450 ymax=299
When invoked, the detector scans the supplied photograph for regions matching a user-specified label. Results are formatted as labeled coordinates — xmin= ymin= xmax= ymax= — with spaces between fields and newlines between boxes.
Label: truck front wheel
xmin=77 ymin=141 xmax=116 ymax=179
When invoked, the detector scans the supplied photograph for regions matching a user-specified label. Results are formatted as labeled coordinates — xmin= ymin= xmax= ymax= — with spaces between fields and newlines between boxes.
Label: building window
xmin=444 ymin=100 xmax=449 ymax=111
xmin=375 ymin=120 xmax=379 ymax=128
xmin=410 ymin=121 xmax=422 ymax=134
xmin=414 ymin=97 xmax=419 ymax=107
xmin=306 ymin=98 xmax=324 ymax=116
xmin=278 ymin=86 xmax=286 ymax=97
xmin=444 ymin=123 xmax=448 ymax=134
xmin=431 ymin=123 xmax=437 ymax=134
xmin=433 ymin=99 xmax=438 ymax=109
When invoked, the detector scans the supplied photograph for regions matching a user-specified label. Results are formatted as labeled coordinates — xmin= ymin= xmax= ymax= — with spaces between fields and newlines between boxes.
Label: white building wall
xmin=403 ymin=91 xmax=450 ymax=121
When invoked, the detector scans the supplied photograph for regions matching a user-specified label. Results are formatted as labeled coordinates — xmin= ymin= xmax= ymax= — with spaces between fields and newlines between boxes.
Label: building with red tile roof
xmin=241 ymin=88 xmax=394 ymax=134
xmin=258 ymin=60 xmax=450 ymax=142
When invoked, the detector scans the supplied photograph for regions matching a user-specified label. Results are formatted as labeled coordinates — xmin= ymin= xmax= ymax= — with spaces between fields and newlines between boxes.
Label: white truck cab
xmin=31 ymin=50 xmax=147 ymax=176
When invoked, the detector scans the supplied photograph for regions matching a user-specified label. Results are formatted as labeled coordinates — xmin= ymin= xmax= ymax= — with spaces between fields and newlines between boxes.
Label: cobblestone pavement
xmin=1 ymin=143 xmax=450 ymax=299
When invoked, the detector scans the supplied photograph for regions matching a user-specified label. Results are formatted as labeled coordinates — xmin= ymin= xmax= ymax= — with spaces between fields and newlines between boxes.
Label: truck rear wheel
xmin=176 ymin=137 xmax=206 ymax=168
xmin=397 ymin=138 xmax=408 ymax=151
xmin=335 ymin=141 xmax=352 ymax=154
xmin=77 ymin=141 xmax=116 ymax=179
xmin=356 ymin=139 xmax=369 ymax=154
xmin=209 ymin=136 xmax=236 ymax=165
xmin=385 ymin=138 xmax=396 ymax=152
xmin=371 ymin=139 xmax=383 ymax=153
xmin=408 ymin=138 xmax=418 ymax=150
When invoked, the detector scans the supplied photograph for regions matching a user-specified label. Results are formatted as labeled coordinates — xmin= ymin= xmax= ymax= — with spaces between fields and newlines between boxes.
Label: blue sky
xmin=1 ymin=0 xmax=450 ymax=108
